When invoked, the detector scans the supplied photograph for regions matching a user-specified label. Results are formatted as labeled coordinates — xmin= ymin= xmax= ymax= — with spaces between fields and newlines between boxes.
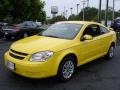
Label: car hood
xmin=10 ymin=35 xmax=73 ymax=54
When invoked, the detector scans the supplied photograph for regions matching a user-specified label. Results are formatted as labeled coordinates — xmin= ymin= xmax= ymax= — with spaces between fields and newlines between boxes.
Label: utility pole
xmin=70 ymin=8 xmax=73 ymax=15
xmin=64 ymin=6 xmax=66 ymax=17
xmin=112 ymin=0 xmax=119 ymax=20
xmin=98 ymin=0 xmax=102 ymax=23
xmin=105 ymin=0 xmax=109 ymax=26
xmin=62 ymin=12 xmax=65 ymax=17
xmin=77 ymin=4 xmax=80 ymax=15
xmin=113 ymin=0 xmax=115 ymax=20
xmin=66 ymin=10 xmax=68 ymax=19
xmin=87 ymin=0 xmax=89 ymax=7
xmin=81 ymin=0 xmax=86 ymax=21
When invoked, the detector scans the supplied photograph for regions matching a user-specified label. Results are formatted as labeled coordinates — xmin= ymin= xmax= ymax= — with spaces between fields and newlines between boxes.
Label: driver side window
xmin=83 ymin=24 xmax=101 ymax=37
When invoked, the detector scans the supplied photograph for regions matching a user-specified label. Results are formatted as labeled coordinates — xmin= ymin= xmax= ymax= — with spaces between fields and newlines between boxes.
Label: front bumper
xmin=4 ymin=52 xmax=59 ymax=78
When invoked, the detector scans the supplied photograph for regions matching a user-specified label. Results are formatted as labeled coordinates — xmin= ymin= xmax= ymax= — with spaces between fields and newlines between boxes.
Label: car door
xmin=99 ymin=25 xmax=112 ymax=54
xmin=77 ymin=24 xmax=102 ymax=65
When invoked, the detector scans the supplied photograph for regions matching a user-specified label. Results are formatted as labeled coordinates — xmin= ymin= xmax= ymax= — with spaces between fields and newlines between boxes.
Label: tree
xmin=47 ymin=15 xmax=67 ymax=24
xmin=0 ymin=0 xmax=11 ymax=21
xmin=68 ymin=14 xmax=80 ymax=21
xmin=101 ymin=7 xmax=120 ymax=21
xmin=0 ymin=0 xmax=46 ymax=23
xmin=77 ymin=7 xmax=120 ymax=21
xmin=115 ymin=10 xmax=120 ymax=19
xmin=79 ymin=7 xmax=98 ymax=21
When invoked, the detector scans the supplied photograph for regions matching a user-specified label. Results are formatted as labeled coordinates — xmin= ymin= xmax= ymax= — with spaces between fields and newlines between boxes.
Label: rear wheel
xmin=57 ymin=56 xmax=76 ymax=81
xmin=106 ymin=45 xmax=114 ymax=59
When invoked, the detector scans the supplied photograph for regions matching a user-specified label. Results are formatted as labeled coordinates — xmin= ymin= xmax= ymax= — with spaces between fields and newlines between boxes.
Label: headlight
xmin=30 ymin=51 xmax=54 ymax=62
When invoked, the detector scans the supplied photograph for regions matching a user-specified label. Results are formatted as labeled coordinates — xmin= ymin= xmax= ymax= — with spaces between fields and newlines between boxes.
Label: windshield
xmin=38 ymin=23 xmax=82 ymax=39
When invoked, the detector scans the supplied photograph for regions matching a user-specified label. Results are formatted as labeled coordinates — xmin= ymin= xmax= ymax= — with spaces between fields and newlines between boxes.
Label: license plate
xmin=7 ymin=61 xmax=15 ymax=70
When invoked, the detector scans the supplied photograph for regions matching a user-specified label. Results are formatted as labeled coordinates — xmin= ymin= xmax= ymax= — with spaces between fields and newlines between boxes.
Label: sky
xmin=42 ymin=0 xmax=120 ymax=17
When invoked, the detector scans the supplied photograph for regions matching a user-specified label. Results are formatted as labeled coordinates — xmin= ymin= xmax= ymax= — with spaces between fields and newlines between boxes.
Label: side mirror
xmin=107 ymin=26 xmax=113 ymax=31
xmin=109 ymin=28 xmax=113 ymax=31
xmin=81 ymin=34 xmax=93 ymax=41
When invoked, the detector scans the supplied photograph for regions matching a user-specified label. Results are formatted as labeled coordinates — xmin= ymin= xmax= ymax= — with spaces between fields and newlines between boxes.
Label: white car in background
xmin=35 ymin=21 xmax=42 ymax=27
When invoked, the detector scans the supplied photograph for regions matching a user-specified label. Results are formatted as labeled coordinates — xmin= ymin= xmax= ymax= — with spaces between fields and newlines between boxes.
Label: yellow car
xmin=4 ymin=21 xmax=116 ymax=81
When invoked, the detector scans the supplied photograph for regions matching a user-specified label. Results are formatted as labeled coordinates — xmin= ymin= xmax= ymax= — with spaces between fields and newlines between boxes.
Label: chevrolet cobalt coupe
xmin=4 ymin=21 xmax=116 ymax=81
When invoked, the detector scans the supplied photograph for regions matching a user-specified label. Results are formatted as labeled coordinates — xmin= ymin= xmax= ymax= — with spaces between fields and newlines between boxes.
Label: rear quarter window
xmin=100 ymin=26 xmax=109 ymax=34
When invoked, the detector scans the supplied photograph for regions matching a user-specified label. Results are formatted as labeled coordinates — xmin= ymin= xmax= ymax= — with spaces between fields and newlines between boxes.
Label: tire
xmin=57 ymin=56 xmax=76 ymax=81
xmin=106 ymin=45 xmax=114 ymax=59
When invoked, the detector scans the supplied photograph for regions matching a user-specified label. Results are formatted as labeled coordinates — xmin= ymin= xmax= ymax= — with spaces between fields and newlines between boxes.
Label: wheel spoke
xmin=109 ymin=47 xmax=114 ymax=58
xmin=62 ymin=60 xmax=74 ymax=79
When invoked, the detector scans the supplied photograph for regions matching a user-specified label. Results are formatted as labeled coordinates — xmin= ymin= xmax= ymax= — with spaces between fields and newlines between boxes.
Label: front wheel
xmin=57 ymin=56 xmax=76 ymax=81
xmin=106 ymin=45 xmax=114 ymax=59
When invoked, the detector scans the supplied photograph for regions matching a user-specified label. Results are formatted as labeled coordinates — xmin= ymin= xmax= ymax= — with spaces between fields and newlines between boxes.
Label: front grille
xmin=9 ymin=53 xmax=24 ymax=60
xmin=9 ymin=49 xmax=28 ymax=60
xmin=10 ymin=49 xmax=28 ymax=56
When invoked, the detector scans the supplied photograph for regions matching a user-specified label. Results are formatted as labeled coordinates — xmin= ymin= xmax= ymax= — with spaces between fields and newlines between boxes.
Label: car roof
xmin=56 ymin=21 xmax=102 ymax=25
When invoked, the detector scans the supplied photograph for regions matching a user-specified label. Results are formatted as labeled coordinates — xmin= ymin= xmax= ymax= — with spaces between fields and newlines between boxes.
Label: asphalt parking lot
xmin=0 ymin=40 xmax=120 ymax=90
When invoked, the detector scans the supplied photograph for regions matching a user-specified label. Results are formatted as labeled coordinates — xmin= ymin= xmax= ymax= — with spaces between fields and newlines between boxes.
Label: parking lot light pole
xmin=77 ymin=4 xmax=80 ymax=15
xmin=70 ymin=8 xmax=73 ymax=15
xmin=66 ymin=10 xmax=68 ymax=19
xmin=105 ymin=0 xmax=109 ymax=26
xmin=64 ymin=6 xmax=66 ymax=17
xmin=81 ymin=0 xmax=86 ymax=21
xmin=113 ymin=0 xmax=119 ymax=20
xmin=113 ymin=0 xmax=115 ymax=20
xmin=87 ymin=0 xmax=89 ymax=7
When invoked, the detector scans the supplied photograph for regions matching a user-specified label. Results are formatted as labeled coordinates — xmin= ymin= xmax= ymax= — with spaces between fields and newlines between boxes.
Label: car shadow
xmin=76 ymin=57 xmax=109 ymax=72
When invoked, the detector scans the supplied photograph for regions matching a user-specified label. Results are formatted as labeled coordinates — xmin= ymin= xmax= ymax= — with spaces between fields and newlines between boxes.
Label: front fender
xmin=54 ymin=48 xmax=78 ymax=72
